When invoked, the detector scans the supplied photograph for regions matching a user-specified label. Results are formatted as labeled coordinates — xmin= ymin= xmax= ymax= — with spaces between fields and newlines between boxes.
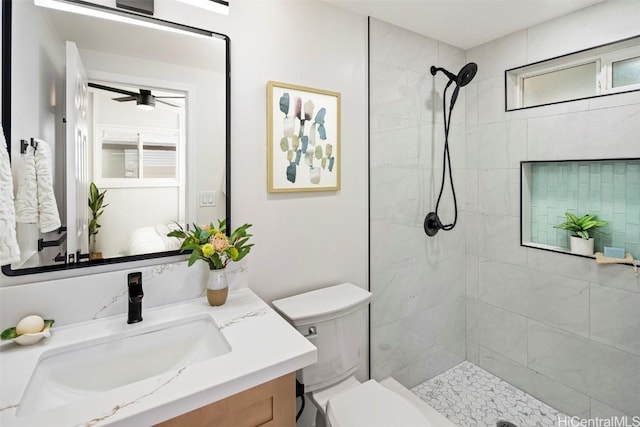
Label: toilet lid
xmin=326 ymin=380 xmax=431 ymax=427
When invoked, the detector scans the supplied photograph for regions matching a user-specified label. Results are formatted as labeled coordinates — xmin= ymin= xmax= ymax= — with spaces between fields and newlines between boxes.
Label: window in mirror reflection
xmin=506 ymin=35 xmax=640 ymax=110
xmin=90 ymin=82 xmax=185 ymax=183
xmin=88 ymin=82 xmax=187 ymax=259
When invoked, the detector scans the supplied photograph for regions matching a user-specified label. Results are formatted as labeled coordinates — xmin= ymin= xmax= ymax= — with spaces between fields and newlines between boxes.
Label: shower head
xmin=430 ymin=62 xmax=478 ymax=87
xmin=425 ymin=62 xmax=479 ymax=237
xmin=456 ymin=62 xmax=477 ymax=87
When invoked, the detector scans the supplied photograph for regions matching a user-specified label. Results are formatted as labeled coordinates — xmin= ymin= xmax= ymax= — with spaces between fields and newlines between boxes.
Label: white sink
xmin=17 ymin=314 xmax=231 ymax=416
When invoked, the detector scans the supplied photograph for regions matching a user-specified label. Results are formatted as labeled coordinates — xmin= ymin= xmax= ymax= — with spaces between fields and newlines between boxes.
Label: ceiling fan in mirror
xmin=87 ymin=82 xmax=185 ymax=110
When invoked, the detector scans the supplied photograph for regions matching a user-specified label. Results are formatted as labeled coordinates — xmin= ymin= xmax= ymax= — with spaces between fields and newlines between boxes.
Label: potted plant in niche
xmin=554 ymin=212 xmax=608 ymax=256
xmin=168 ymin=219 xmax=253 ymax=306
xmin=88 ymin=182 xmax=108 ymax=260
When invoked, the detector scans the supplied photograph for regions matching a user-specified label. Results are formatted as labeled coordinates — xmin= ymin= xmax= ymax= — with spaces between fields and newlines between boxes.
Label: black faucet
xmin=127 ymin=272 xmax=143 ymax=324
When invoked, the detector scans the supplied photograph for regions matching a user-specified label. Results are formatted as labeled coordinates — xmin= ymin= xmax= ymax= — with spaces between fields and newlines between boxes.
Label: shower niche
xmin=520 ymin=158 xmax=640 ymax=259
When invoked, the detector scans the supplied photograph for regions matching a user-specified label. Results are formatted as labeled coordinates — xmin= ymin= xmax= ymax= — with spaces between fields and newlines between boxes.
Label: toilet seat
xmin=325 ymin=379 xmax=432 ymax=427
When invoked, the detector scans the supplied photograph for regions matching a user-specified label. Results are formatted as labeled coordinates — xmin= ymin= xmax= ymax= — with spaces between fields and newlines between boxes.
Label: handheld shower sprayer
xmin=424 ymin=62 xmax=478 ymax=237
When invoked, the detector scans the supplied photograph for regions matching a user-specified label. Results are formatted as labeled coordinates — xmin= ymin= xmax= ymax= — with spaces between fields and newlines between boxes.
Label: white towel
xmin=0 ymin=128 xmax=21 ymax=265
xmin=15 ymin=139 xmax=61 ymax=233
xmin=15 ymin=145 xmax=38 ymax=224
xmin=33 ymin=139 xmax=61 ymax=233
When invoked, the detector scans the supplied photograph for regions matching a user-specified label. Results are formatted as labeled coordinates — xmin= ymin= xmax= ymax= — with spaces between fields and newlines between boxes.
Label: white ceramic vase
xmin=569 ymin=235 xmax=594 ymax=256
xmin=206 ymin=268 xmax=229 ymax=306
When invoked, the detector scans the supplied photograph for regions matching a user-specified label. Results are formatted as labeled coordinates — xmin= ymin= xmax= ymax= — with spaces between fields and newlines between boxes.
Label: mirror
xmin=1 ymin=0 xmax=230 ymax=276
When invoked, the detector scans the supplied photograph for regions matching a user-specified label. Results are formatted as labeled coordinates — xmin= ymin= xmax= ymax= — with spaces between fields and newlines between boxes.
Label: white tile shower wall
xmin=466 ymin=0 xmax=640 ymax=418
xmin=369 ymin=18 xmax=467 ymax=388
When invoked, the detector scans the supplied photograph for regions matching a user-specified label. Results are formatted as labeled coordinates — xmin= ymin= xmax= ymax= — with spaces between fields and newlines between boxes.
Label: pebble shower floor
xmin=411 ymin=361 xmax=566 ymax=427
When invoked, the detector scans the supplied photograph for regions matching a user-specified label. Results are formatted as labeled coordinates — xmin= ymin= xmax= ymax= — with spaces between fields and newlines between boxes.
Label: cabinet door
xmin=156 ymin=373 xmax=296 ymax=427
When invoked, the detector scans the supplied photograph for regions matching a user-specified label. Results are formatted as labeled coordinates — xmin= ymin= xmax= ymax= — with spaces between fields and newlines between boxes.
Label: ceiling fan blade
xmin=155 ymin=96 xmax=185 ymax=99
xmin=156 ymin=98 xmax=181 ymax=108
xmin=88 ymin=82 xmax=137 ymax=97
xmin=112 ymin=96 xmax=137 ymax=102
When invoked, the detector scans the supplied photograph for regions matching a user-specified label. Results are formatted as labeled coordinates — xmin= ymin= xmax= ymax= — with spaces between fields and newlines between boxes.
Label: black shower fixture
xmin=431 ymin=62 xmax=477 ymax=87
xmin=424 ymin=62 xmax=478 ymax=237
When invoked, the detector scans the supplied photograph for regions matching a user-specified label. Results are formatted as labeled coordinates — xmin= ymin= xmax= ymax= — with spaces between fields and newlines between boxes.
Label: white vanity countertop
xmin=0 ymin=289 xmax=317 ymax=426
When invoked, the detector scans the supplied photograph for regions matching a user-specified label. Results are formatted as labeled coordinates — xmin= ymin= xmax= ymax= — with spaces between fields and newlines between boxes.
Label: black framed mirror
xmin=1 ymin=0 xmax=231 ymax=277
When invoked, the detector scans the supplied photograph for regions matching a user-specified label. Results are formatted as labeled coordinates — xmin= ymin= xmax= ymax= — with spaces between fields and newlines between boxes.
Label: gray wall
xmin=465 ymin=0 xmax=640 ymax=418
xmin=369 ymin=18 xmax=467 ymax=387
xmin=370 ymin=0 xmax=640 ymax=419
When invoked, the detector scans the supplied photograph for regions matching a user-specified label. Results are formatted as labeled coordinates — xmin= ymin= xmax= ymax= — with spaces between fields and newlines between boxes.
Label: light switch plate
xmin=199 ymin=191 xmax=216 ymax=207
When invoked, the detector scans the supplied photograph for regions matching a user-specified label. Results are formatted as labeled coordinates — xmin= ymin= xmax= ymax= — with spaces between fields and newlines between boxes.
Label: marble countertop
xmin=0 ymin=289 xmax=317 ymax=426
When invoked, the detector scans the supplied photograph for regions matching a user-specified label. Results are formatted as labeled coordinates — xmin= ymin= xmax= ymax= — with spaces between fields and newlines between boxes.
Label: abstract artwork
xmin=267 ymin=81 xmax=340 ymax=192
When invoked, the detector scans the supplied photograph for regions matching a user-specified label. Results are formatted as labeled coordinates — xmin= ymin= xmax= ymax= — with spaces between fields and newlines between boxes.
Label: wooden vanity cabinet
xmin=155 ymin=372 xmax=296 ymax=427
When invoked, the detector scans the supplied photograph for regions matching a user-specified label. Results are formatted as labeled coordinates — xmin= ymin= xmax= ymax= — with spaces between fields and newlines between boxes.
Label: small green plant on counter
xmin=554 ymin=212 xmax=608 ymax=240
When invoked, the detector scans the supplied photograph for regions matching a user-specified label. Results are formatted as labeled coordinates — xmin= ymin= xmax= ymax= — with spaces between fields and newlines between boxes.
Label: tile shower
xmin=369 ymin=2 xmax=640 ymax=425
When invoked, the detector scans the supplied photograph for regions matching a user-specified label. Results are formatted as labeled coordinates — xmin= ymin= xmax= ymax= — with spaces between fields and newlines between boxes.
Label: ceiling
xmin=324 ymin=0 xmax=604 ymax=49
xmin=47 ymin=8 xmax=226 ymax=72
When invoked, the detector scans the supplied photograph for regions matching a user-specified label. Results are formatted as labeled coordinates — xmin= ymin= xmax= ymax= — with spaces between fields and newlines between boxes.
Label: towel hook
xmin=20 ymin=138 xmax=39 ymax=154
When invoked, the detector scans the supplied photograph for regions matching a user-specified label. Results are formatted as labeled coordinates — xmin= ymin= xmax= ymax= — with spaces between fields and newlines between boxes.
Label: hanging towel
xmin=16 ymin=146 xmax=38 ymax=224
xmin=33 ymin=138 xmax=61 ymax=233
xmin=0 ymin=127 xmax=21 ymax=265
xmin=15 ymin=139 xmax=61 ymax=233
xmin=15 ymin=145 xmax=38 ymax=224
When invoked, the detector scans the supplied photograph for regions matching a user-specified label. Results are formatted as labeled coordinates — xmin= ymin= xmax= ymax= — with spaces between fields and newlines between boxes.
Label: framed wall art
xmin=267 ymin=81 xmax=341 ymax=192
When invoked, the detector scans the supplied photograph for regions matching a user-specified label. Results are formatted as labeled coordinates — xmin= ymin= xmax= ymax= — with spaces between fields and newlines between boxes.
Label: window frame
xmin=601 ymin=44 xmax=640 ymax=94
xmin=505 ymin=35 xmax=640 ymax=111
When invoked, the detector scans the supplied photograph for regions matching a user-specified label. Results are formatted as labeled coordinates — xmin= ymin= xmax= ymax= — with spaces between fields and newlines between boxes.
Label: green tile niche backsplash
xmin=529 ymin=159 xmax=640 ymax=258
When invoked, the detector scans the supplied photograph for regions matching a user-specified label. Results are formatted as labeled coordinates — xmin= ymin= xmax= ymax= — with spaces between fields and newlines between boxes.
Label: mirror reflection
xmin=88 ymin=82 xmax=186 ymax=259
xmin=3 ymin=0 xmax=229 ymax=275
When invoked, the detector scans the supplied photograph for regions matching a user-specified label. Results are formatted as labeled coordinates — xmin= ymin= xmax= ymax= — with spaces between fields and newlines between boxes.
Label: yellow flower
xmin=201 ymin=243 xmax=215 ymax=258
xmin=228 ymin=247 xmax=239 ymax=260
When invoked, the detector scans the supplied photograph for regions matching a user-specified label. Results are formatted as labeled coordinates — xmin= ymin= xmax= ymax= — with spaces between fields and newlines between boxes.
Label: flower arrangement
xmin=168 ymin=219 xmax=253 ymax=270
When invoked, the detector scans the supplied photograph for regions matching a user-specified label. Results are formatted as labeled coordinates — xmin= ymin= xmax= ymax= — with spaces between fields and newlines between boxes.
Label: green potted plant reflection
xmin=554 ymin=212 xmax=608 ymax=256
xmin=88 ymin=182 xmax=108 ymax=260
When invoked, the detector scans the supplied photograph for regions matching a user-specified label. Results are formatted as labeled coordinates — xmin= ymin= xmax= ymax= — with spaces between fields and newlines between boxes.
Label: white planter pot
xmin=569 ymin=236 xmax=594 ymax=256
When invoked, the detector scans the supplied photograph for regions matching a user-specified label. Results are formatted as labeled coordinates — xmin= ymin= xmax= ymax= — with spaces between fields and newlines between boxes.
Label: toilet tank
xmin=272 ymin=283 xmax=372 ymax=392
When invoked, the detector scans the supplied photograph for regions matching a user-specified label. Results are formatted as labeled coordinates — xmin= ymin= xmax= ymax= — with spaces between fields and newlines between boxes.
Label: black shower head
xmin=430 ymin=62 xmax=478 ymax=87
xmin=456 ymin=62 xmax=477 ymax=87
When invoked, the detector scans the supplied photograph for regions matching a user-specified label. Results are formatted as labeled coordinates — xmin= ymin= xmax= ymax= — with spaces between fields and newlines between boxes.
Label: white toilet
xmin=273 ymin=283 xmax=456 ymax=427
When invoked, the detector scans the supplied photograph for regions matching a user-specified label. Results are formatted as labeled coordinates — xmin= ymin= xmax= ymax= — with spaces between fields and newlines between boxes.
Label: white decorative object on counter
xmin=12 ymin=327 xmax=51 ymax=346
